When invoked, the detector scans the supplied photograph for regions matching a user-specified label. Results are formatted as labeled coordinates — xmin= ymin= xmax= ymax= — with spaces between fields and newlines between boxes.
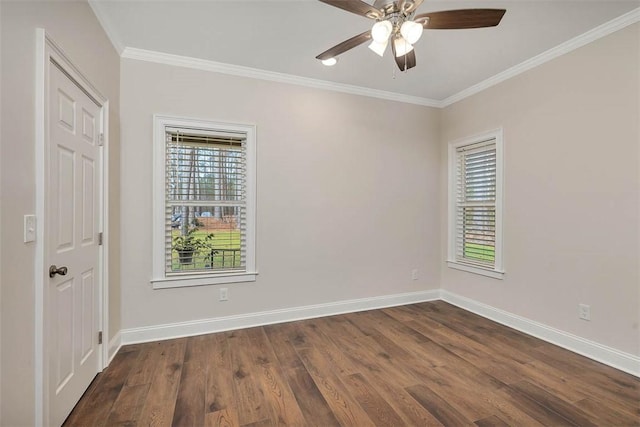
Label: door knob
xmin=49 ymin=265 xmax=68 ymax=278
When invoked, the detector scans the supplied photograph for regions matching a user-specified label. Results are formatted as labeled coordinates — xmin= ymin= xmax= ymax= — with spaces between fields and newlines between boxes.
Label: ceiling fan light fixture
xmin=321 ymin=57 xmax=338 ymax=66
xmin=368 ymin=39 xmax=388 ymax=57
xmin=393 ymin=36 xmax=414 ymax=57
xmin=371 ymin=20 xmax=393 ymax=43
xmin=400 ymin=20 xmax=423 ymax=44
xmin=316 ymin=2 xmax=507 ymax=73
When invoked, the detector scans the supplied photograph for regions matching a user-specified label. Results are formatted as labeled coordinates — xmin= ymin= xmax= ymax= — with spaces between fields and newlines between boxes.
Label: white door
xmin=48 ymin=61 xmax=102 ymax=426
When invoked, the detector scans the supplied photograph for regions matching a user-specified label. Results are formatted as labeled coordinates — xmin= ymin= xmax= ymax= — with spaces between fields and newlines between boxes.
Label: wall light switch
xmin=24 ymin=215 xmax=36 ymax=243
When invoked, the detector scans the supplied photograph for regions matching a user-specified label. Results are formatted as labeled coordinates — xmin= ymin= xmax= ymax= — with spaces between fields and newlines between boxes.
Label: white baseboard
xmin=116 ymin=288 xmax=638 ymax=378
xmin=107 ymin=331 xmax=121 ymax=365
xmin=441 ymin=290 xmax=640 ymax=377
xmin=120 ymin=289 xmax=440 ymax=345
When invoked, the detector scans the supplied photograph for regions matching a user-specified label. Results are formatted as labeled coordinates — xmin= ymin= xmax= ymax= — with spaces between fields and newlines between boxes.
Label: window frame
xmin=151 ymin=114 xmax=257 ymax=289
xmin=447 ymin=128 xmax=504 ymax=279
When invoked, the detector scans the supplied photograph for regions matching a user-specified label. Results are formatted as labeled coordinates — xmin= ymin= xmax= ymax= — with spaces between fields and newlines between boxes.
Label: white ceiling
xmin=90 ymin=0 xmax=639 ymax=102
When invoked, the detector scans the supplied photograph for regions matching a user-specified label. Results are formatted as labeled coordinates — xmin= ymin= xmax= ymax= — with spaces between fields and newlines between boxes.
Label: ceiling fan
xmin=316 ymin=0 xmax=506 ymax=71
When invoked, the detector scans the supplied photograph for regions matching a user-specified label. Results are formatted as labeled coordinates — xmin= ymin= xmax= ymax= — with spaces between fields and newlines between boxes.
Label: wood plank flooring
xmin=64 ymin=301 xmax=640 ymax=426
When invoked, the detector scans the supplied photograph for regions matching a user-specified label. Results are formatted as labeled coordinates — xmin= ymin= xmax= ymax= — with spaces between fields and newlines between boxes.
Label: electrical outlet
xmin=219 ymin=288 xmax=228 ymax=302
xmin=578 ymin=304 xmax=591 ymax=321
xmin=411 ymin=269 xmax=418 ymax=280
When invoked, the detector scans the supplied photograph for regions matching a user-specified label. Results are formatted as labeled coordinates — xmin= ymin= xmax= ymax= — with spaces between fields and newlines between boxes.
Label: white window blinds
xmin=454 ymin=139 xmax=497 ymax=268
xmin=165 ymin=129 xmax=247 ymax=275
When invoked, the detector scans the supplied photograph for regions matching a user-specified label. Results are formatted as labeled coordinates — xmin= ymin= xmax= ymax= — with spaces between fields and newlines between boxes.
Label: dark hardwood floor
xmin=64 ymin=301 xmax=640 ymax=426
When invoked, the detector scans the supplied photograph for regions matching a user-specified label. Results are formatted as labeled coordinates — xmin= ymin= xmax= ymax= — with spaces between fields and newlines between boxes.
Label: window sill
xmin=447 ymin=261 xmax=504 ymax=280
xmin=151 ymin=271 xmax=258 ymax=289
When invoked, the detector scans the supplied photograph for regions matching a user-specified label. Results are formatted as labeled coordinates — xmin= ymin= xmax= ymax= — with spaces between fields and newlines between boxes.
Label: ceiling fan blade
xmin=318 ymin=0 xmax=383 ymax=19
xmin=398 ymin=0 xmax=424 ymax=14
xmin=316 ymin=30 xmax=372 ymax=61
xmin=391 ymin=42 xmax=417 ymax=71
xmin=415 ymin=9 xmax=506 ymax=29
xmin=373 ymin=0 xmax=390 ymax=9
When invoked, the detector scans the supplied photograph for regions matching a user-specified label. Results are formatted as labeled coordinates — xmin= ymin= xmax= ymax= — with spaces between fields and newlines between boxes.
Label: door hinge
xmin=98 ymin=331 xmax=103 ymax=345
xmin=98 ymin=232 xmax=103 ymax=245
xmin=98 ymin=133 xmax=104 ymax=146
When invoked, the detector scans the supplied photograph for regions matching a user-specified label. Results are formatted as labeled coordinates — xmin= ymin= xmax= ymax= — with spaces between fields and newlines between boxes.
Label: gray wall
xmin=1 ymin=2 xmax=638 ymax=424
xmin=440 ymin=23 xmax=640 ymax=356
xmin=119 ymin=58 xmax=442 ymax=330
xmin=0 ymin=1 xmax=120 ymax=424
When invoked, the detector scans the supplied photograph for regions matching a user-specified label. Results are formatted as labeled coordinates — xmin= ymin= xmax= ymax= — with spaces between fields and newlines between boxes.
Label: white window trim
xmin=447 ymin=128 xmax=504 ymax=279
xmin=151 ymin=114 xmax=257 ymax=288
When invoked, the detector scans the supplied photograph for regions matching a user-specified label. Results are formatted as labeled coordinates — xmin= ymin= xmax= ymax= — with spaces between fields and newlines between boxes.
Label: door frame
xmin=35 ymin=29 xmax=110 ymax=426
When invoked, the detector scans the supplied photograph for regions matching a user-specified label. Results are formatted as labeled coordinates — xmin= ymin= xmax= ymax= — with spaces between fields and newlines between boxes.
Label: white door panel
xmin=55 ymin=145 xmax=75 ymax=251
xmin=81 ymin=157 xmax=96 ymax=245
xmin=54 ymin=278 xmax=74 ymax=394
xmin=80 ymin=269 xmax=95 ymax=363
xmin=48 ymin=61 xmax=101 ymax=426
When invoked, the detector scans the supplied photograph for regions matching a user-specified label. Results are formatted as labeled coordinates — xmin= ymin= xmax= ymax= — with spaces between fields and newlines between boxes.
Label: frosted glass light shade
xmin=400 ymin=20 xmax=423 ymax=44
xmin=368 ymin=39 xmax=388 ymax=56
xmin=321 ymin=57 xmax=337 ymax=66
xmin=371 ymin=20 xmax=393 ymax=43
xmin=393 ymin=36 xmax=414 ymax=57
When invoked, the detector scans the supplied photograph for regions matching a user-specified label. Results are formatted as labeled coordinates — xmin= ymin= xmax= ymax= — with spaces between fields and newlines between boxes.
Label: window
xmin=152 ymin=115 xmax=256 ymax=288
xmin=448 ymin=129 xmax=504 ymax=279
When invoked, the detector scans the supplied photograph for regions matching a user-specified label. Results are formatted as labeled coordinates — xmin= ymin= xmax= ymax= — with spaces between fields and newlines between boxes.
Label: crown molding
xmin=441 ymin=7 xmax=640 ymax=107
xmin=88 ymin=0 xmax=124 ymax=55
xmin=109 ymin=7 xmax=638 ymax=109
xmin=121 ymin=47 xmax=442 ymax=108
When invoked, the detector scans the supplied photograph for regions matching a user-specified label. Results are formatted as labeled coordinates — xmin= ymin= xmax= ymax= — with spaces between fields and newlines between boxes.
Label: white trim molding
xmin=87 ymin=0 xmax=124 ymax=54
xmin=0 ymin=2 xmax=3 ymax=423
xmin=151 ymin=115 xmax=257 ymax=288
xmin=113 ymin=9 xmax=639 ymax=110
xmin=108 ymin=332 xmax=122 ymax=364
xmin=447 ymin=128 xmax=504 ymax=280
xmin=117 ymin=288 xmax=639 ymax=378
xmin=120 ymin=290 xmax=440 ymax=344
xmin=121 ymin=47 xmax=441 ymax=108
xmin=441 ymin=290 xmax=640 ymax=378
xmin=441 ymin=7 xmax=640 ymax=107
